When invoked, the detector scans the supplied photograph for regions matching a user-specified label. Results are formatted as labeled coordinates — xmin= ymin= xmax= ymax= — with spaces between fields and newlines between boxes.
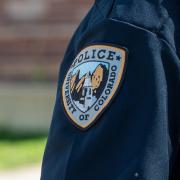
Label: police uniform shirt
xmin=41 ymin=0 xmax=180 ymax=179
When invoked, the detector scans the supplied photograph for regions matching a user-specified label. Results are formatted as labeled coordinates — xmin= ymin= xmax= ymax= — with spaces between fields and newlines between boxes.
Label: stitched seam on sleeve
xmin=108 ymin=18 xmax=176 ymax=52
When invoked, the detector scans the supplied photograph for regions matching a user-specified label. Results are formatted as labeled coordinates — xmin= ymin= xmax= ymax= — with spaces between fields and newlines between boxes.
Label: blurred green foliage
xmin=0 ymin=132 xmax=47 ymax=170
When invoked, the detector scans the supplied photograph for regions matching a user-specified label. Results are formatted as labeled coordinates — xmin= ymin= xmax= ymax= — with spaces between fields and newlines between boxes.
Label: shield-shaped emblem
xmin=62 ymin=44 xmax=127 ymax=130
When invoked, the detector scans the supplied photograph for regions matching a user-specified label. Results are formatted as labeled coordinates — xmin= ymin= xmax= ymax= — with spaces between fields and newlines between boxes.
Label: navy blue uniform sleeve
xmin=41 ymin=0 xmax=180 ymax=180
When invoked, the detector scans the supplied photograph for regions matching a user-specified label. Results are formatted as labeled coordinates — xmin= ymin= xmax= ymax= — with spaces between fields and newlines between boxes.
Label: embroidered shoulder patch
xmin=62 ymin=44 xmax=127 ymax=130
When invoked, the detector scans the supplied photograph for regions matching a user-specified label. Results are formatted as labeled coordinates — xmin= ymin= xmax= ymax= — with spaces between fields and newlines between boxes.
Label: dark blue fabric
xmin=163 ymin=0 xmax=180 ymax=57
xmin=41 ymin=0 xmax=180 ymax=179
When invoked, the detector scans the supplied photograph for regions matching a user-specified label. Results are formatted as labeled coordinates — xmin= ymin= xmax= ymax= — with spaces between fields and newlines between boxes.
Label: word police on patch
xmin=62 ymin=44 xmax=127 ymax=130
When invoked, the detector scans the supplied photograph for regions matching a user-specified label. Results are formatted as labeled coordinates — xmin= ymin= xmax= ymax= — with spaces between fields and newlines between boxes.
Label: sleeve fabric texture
xmin=41 ymin=0 xmax=180 ymax=180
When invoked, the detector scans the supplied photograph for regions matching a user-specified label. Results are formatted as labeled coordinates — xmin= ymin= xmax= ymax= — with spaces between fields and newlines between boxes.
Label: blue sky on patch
xmin=72 ymin=61 xmax=109 ymax=78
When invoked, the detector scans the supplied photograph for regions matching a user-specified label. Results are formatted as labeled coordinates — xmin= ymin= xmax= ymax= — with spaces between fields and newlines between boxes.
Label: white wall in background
xmin=0 ymin=83 xmax=56 ymax=134
xmin=4 ymin=0 xmax=47 ymax=20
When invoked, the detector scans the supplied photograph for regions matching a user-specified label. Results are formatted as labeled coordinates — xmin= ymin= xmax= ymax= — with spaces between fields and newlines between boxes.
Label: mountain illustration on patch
xmin=70 ymin=63 xmax=109 ymax=112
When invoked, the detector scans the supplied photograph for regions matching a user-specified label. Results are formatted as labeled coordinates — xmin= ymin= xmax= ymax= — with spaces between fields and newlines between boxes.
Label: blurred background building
xmin=0 ymin=0 xmax=93 ymax=134
xmin=0 ymin=1 xmax=93 ymax=178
